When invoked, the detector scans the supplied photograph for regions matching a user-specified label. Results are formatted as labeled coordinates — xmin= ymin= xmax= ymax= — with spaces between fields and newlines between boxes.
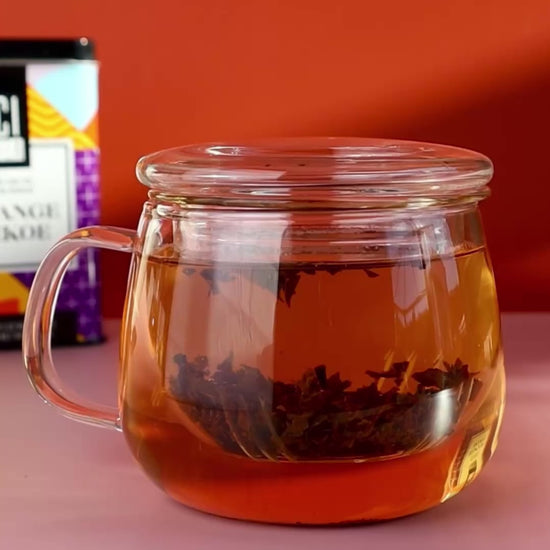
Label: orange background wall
xmin=3 ymin=1 xmax=550 ymax=314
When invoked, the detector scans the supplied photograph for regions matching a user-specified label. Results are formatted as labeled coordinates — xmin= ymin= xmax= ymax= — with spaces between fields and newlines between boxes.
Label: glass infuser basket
xmin=23 ymin=138 xmax=505 ymax=524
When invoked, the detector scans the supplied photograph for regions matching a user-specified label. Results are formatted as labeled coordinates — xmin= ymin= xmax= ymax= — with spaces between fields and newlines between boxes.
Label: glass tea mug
xmin=23 ymin=138 xmax=505 ymax=524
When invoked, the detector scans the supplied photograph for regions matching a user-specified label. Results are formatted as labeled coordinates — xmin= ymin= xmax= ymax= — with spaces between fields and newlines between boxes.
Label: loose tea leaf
xmin=277 ymin=269 xmax=302 ymax=306
xmin=364 ymin=268 xmax=379 ymax=278
xmin=199 ymin=268 xmax=236 ymax=294
xmin=314 ymin=365 xmax=328 ymax=389
xmin=189 ymin=263 xmax=381 ymax=306
xmin=170 ymin=355 xmax=481 ymax=461
xmin=366 ymin=360 xmax=410 ymax=386
xmin=413 ymin=359 xmax=474 ymax=390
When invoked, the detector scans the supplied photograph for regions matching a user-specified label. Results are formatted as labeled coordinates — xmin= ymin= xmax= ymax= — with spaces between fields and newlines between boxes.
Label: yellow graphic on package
xmin=25 ymin=62 xmax=98 ymax=150
xmin=0 ymin=274 xmax=29 ymax=314
xmin=27 ymin=87 xmax=96 ymax=150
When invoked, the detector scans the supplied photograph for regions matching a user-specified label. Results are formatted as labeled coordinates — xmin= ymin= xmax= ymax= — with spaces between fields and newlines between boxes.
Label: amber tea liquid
xmin=120 ymin=246 xmax=504 ymax=523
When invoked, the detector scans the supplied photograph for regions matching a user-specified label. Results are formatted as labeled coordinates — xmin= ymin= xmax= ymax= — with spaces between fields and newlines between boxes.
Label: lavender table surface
xmin=1 ymin=314 xmax=549 ymax=550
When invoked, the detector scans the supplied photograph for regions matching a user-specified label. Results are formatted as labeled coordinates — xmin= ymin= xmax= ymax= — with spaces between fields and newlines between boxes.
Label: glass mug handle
xmin=22 ymin=226 xmax=136 ymax=430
